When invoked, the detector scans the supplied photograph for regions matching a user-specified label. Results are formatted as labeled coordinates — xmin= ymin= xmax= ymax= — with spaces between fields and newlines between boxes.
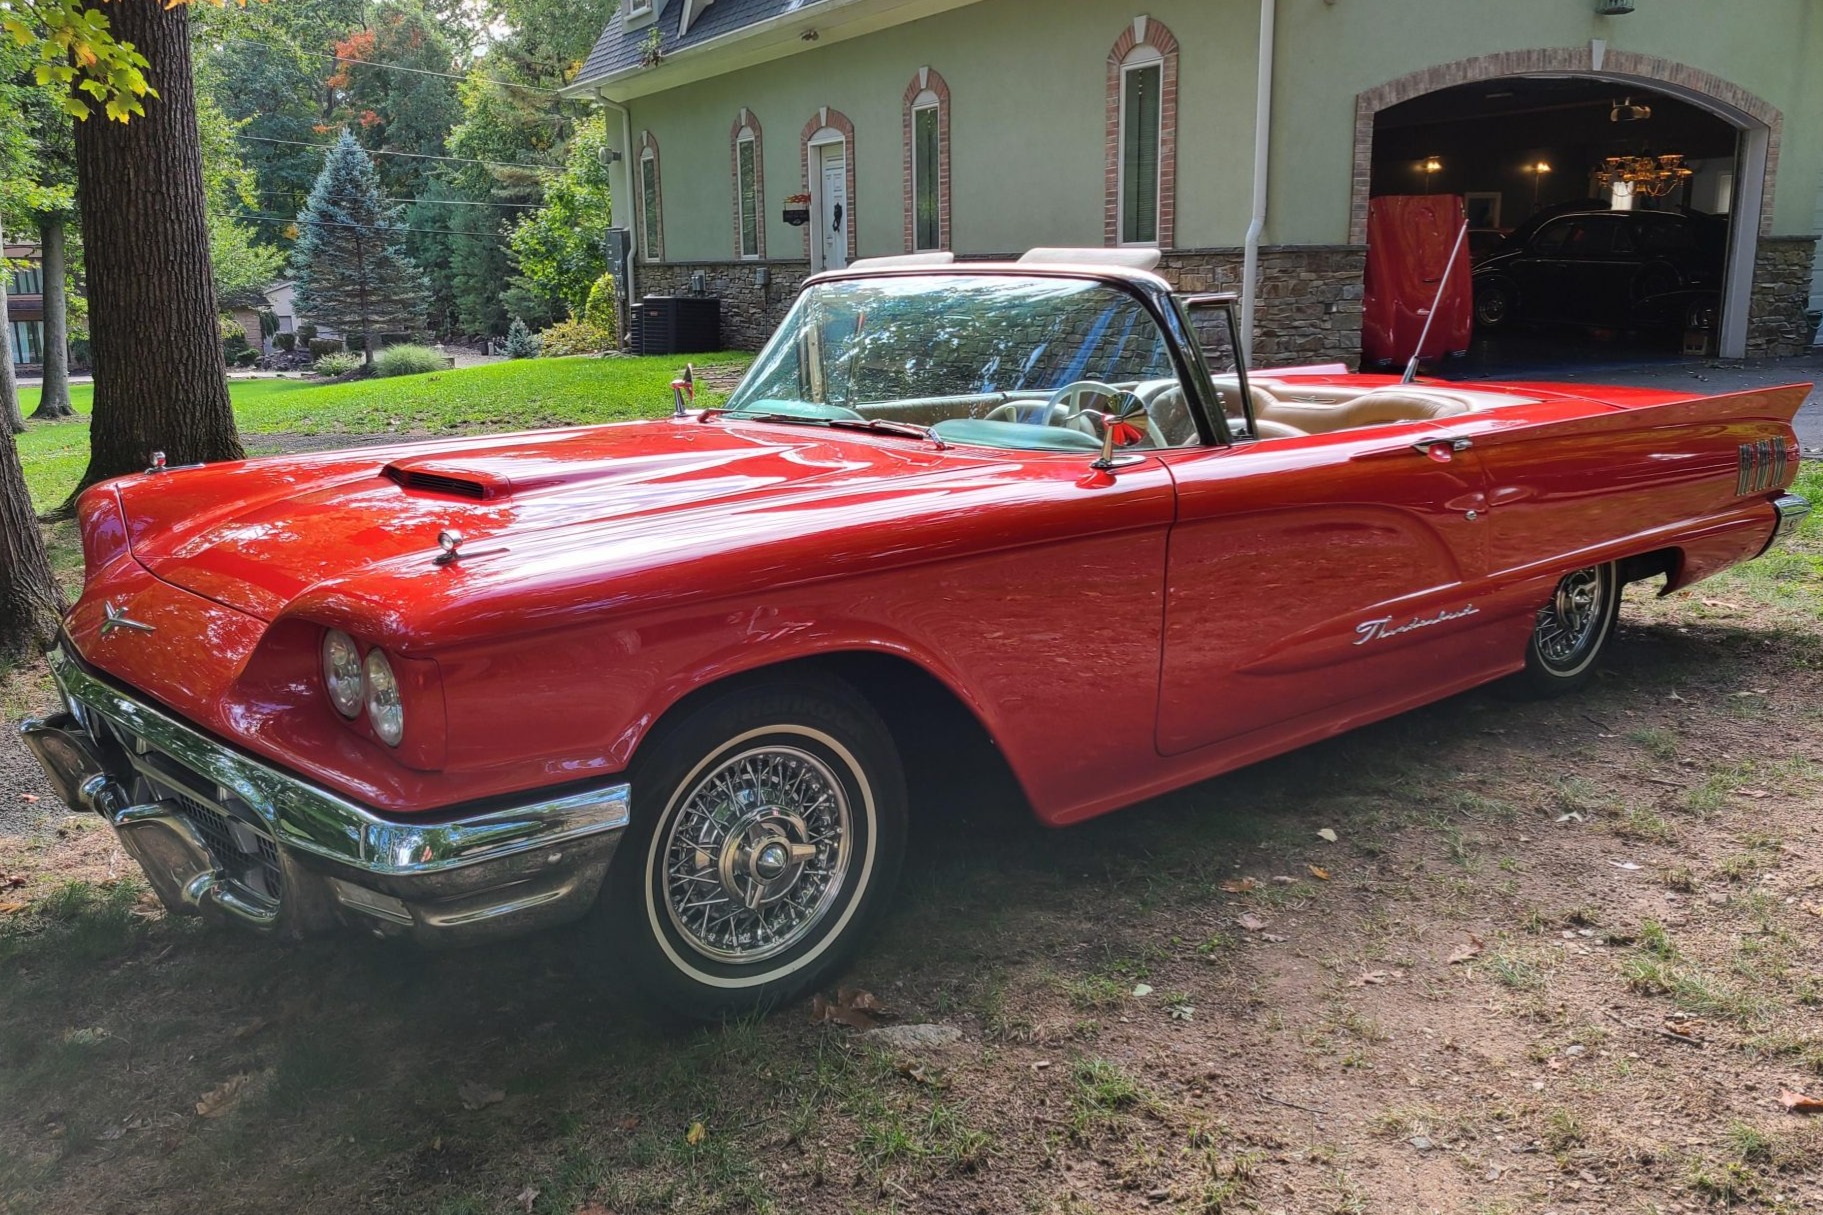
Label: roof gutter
xmin=1239 ymin=0 xmax=1276 ymax=361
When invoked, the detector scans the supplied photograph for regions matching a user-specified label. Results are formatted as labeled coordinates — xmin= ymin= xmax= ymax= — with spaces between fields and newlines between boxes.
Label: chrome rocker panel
xmin=21 ymin=644 xmax=630 ymax=945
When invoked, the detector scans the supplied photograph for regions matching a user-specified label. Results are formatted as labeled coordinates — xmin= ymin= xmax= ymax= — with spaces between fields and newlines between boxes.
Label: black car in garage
xmin=1472 ymin=208 xmax=1725 ymax=333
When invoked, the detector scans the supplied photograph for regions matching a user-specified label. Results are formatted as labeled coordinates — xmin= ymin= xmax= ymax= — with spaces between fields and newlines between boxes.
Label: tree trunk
xmin=0 ymin=425 xmax=61 ymax=665
xmin=0 ymin=217 xmax=22 ymax=436
xmin=67 ymin=0 xmax=242 ymax=503
xmin=30 ymin=216 xmax=74 ymax=421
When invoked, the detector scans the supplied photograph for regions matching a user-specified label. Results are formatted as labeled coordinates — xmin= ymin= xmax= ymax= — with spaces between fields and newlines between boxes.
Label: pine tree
xmin=503 ymin=316 xmax=539 ymax=359
xmin=291 ymin=131 xmax=429 ymax=366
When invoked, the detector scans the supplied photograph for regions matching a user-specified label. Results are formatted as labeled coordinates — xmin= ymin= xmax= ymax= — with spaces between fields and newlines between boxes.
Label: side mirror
xmin=1091 ymin=392 xmax=1151 ymax=471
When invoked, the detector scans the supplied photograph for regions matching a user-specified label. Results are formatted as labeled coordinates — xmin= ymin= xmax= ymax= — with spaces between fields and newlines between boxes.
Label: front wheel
xmin=1474 ymin=281 xmax=1516 ymax=329
xmin=590 ymin=677 xmax=907 ymax=1020
xmin=1511 ymin=563 xmax=1620 ymax=697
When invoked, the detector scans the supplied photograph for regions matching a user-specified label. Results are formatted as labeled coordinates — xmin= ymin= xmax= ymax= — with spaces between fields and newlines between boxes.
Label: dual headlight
xmin=321 ymin=629 xmax=405 ymax=747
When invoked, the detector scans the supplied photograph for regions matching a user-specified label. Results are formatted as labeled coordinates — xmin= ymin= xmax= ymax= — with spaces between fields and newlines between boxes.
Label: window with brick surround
xmin=731 ymin=110 xmax=765 ymax=259
xmin=1105 ymin=16 xmax=1178 ymax=249
xmin=637 ymin=132 xmax=664 ymax=262
xmin=903 ymin=67 xmax=951 ymax=252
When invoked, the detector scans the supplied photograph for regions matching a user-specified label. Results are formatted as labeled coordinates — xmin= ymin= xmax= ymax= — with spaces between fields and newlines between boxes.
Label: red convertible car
xmin=22 ymin=250 xmax=1810 ymax=1017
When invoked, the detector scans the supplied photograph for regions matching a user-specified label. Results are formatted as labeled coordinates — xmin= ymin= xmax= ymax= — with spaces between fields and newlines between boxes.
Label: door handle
xmin=1412 ymin=437 xmax=1473 ymax=463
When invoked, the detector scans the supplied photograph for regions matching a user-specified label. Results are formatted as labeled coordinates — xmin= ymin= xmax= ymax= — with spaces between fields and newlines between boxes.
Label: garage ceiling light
xmin=1610 ymin=97 xmax=1653 ymax=122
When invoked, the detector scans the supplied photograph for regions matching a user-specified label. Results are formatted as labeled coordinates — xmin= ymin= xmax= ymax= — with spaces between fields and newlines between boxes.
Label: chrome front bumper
xmin=20 ymin=644 xmax=630 ymax=945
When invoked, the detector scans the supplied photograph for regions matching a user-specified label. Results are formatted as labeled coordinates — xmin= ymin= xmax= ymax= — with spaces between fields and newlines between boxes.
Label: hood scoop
xmin=383 ymin=460 xmax=502 ymax=501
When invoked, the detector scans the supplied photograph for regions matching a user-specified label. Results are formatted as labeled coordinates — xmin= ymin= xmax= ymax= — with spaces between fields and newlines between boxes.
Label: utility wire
xmin=249 ymin=188 xmax=543 ymax=209
xmin=217 ymin=34 xmax=567 ymax=96
xmin=238 ymin=212 xmax=517 ymax=240
xmin=238 ymin=134 xmax=556 ymax=172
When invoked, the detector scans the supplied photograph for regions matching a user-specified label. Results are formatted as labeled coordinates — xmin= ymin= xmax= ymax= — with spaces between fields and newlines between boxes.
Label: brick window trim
xmin=730 ymin=108 xmax=766 ymax=260
xmin=800 ymin=107 xmax=858 ymax=266
xmin=902 ymin=66 xmax=952 ymax=253
xmin=1349 ymin=48 xmax=1783 ymax=242
xmin=637 ymin=130 xmax=664 ymax=263
xmin=1105 ymin=15 xmax=1179 ymax=250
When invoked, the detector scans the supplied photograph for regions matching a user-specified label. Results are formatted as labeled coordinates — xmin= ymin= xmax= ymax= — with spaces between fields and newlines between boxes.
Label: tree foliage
xmin=507 ymin=113 xmax=611 ymax=321
xmin=290 ymin=129 xmax=430 ymax=362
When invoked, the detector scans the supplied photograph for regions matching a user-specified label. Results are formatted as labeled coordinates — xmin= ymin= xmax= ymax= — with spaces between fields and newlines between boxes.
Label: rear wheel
xmin=1511 ymin=563 xmax=1620 ymax=697
xmin=591 ymin=677 xmax=907 ymax=1020
xmin=1474 ymin=281 xmax=1516 ymax=329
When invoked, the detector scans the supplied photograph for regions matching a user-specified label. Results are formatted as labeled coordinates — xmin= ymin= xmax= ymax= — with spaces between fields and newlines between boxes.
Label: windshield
xmin=722 ymin=274 xmax=1201 ymax=451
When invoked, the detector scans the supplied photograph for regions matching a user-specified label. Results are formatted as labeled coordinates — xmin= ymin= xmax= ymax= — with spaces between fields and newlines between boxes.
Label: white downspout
xmin=597 ymin=93 xmax=638 ymax=309
xmin=1240 ymin=0 xmax=1276 ymax=361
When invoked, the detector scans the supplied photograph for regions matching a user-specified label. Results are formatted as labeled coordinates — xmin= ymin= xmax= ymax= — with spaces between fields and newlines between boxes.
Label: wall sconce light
xmin=598 ymin=146 xmax=624 ymax=166
xmin=1522 ymin=161 xmax=1553 ymax=208
xmin=1422 ymin=157 xmax=1443 ymax=174
xmin=1420 ymin=156 xmax=1442 ymax=193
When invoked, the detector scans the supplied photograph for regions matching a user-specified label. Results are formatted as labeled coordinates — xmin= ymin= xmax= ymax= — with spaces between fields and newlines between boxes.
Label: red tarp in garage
xmin=1361 ymin=194 xmax=1472 ymax=367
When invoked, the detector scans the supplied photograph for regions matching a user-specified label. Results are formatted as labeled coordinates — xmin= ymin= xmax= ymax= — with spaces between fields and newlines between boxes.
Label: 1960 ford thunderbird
xmin=21 ymin=249 xmax=1810 ymax=1017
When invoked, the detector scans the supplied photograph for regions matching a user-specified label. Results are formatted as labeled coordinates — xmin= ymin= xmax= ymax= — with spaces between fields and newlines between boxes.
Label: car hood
xmin=118 ymin=418 xmax=971 ymax=622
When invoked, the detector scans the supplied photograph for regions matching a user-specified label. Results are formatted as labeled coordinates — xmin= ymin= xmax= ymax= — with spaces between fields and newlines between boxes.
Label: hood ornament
xmin=100 ymin=601 xmax=156 ymax=636
xmin=432 ymin=528 xmax=509 ymax=567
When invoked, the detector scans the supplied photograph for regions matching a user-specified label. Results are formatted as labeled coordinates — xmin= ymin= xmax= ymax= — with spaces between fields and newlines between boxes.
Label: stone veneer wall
xmin=1746 ymin=236 xmax=1819 ymax=356
xmin=632 ymin=244 xmax=1367 ymax=366
xmin=634 ymin=260 xmax=812 ymax=351
xmin=1159 ymin=246 xmax=1365 ymax=367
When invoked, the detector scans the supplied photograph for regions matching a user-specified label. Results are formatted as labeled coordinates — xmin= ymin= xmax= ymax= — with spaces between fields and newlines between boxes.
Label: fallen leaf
xmin=685 ymin=1121 xmax=706 ymax=1145
xmin=1220 ymin=877 xmax=1259 ymax=894
xmin=1259 ymin=933 xmax=1289 ymax=942
xmin=1168 ymin=1003 xmax=1195 ymax=1021
xmin=1778 ymin=1090 xmax=1823 ymax=1115
xmin=1 ymin=874 xmax=24 ymax=889
xmin=1556 ymin=812 xmax=1585 ymax=823
xmin=575 ymin=1205 xmax=616 ymax=1215
xmin=1307 ymin=865 xmax=1331 ymax=881
xmin=1270 ymin=875 xmax=1296 ymax=885
xmin=895 ymin=1059 xmax=948 ymax=1088
xmin=230 ymin=1018 xmax=269 ymax=1040
xmin=1131 ymin=983 xmax=1154 ymax=997
xmin=1699 ymin=599 xmax=1741 ymax=610
xmin=515 ymin=1185 xmax=539 ymax=1213
xmin=1316 ymin=828 xmax=1339 ymax=843
xmin=1608 ymin=860 xmax=1643 ymax=871
xmin=1236 ymin=913 xmax=1267 ymax=932
xmin=458 ymin=1081 xmax=505 ymax=1111
xmin=1447 ymin=934 xmax=1485 ymax=965
xmin=0 ymin=901 xmax=27 ymax=915
xmin=618 ymin=1115 xmax=640 ymax=1132
xmin=195 ymin=1073 xmax=256 ymax=1119
xmin=1349 ymin=970 xmax=1402 ymax=987
xmin=810 ymin=987 xmax=887 ymax=1030
xmin=1800 ymin=902 xmax=1823 ymax=918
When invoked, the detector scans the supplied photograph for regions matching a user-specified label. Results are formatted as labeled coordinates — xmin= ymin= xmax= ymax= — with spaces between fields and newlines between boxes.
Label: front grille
xmin=92 ymin=717 xmax=284 ymax=904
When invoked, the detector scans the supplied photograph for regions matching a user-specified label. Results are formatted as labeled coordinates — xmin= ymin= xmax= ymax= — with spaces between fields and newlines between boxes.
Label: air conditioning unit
xmin=634 ymin=296 xmax=722 ymax=355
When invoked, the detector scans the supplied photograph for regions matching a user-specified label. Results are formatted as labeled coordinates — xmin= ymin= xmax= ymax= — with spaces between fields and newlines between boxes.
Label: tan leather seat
xmin=1257 ymin=389 xmax=1472 ymax=435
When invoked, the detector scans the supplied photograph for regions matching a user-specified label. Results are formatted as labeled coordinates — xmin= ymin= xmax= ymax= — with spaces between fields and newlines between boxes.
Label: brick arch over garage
xmin=1351 ymin=48 xmax=1783 ymax=358
xmin=1349 ymin=48 xmax=1782 ymax=243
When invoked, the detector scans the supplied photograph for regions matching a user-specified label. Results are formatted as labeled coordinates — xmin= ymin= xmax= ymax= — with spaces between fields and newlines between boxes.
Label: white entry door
xmin=816 ymin=143 xmax=848 ymax=271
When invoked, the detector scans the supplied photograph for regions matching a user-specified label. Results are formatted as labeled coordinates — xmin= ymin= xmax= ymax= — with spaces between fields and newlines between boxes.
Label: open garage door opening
xmin=1368 ymin=76 xmax=1745 ymax=376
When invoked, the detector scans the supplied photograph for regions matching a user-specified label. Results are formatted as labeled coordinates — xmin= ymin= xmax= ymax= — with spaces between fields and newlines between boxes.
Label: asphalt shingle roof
xmin=576 ymin=0 xmax=823 ymax=88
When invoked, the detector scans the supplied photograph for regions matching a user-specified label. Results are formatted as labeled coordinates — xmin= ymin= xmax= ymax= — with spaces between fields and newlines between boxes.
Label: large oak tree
xmin=68 ymin=0 xmax=243 ymax=499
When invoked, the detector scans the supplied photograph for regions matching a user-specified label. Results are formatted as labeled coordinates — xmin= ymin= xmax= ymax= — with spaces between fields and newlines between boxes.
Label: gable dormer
xmin=679 ymin=0 xmax=715 ymax=36
xmin=624 ymin=0 xmax=657 ymax=32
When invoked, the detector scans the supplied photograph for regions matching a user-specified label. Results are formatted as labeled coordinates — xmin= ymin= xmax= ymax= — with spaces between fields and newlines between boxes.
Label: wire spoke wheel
xmin=659 ymin=745 xmax=853 ymax=965
xmin=1531 ymin=566 xmax=1613 ymax=677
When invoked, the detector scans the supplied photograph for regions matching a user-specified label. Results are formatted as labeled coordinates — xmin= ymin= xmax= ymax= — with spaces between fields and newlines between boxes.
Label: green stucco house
xmin=565 ymin=0 xmax=1823 ymax=364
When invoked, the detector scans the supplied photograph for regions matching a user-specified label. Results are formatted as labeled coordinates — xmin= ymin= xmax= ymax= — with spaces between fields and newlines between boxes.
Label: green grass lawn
xmin=14 ymin=354 xmax=750 ymax=511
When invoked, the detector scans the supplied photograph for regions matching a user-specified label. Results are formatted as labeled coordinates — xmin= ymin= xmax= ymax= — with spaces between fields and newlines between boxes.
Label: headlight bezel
xmin=321 ymin=629 xmax=364 ymax=719
xmin=362 ymin=648 xmax=406 ymax=747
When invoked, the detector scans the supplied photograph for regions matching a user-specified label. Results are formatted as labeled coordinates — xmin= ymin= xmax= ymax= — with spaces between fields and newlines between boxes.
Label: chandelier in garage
xmin=1594 ymin=152 xmax=1694 ymax=198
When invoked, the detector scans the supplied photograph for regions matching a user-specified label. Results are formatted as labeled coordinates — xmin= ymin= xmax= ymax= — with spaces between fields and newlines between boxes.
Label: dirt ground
xmin=3 ymin=495 xmax=1821 ymax=1215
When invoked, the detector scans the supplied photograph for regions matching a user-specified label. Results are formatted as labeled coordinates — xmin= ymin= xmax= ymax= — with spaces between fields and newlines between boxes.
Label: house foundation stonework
xmin=636 ymin=246 xmax=1366 ymax=369
xmin=1746 ymin=237 xmax=1819 ymax=356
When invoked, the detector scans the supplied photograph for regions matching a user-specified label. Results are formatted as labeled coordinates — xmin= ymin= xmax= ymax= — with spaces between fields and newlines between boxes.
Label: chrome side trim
xmin=43 ymin=644 xmax=631 ymax=879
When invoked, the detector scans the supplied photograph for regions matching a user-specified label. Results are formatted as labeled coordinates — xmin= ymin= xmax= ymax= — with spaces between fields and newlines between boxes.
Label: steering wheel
xmin=983 ymin=380 xmax=1166 ymax=447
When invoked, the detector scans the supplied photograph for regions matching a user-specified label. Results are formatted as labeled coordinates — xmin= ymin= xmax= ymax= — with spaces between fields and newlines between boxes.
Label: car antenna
xmin=1402 ymin=220 xmax=1470 ymax=385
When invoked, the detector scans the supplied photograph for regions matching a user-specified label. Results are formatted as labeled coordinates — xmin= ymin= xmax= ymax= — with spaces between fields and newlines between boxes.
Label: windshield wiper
xmin=823 ymin=417 xmax=949 ymax=449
